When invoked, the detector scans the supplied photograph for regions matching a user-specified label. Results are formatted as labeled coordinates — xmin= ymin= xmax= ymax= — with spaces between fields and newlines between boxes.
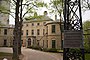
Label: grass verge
xmin=0 ymin=52 xmax=12 ymax=60
xmin=85 ymin=53 xmax=90 ymax=60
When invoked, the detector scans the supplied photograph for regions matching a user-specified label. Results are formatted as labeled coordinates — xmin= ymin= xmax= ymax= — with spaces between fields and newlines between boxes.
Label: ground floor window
xmin=46 ymin=40 xmax=48 ymax=48
xmin=4 ymin=39 xmax=7 ymax=46
xmin=21 ymin=40 xmax=23 ymax=45
xmin=52 ymin=40 xmax=56 ymax=48
xmin=43 ymin=40 xmax=44 ymax=47
xmin=28 ymin=38 xmax=31 ymax=46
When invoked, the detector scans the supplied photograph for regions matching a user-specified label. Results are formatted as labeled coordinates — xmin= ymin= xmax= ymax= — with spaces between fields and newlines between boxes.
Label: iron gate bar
xmin=63 ymin=0 xmax=85 ymax=60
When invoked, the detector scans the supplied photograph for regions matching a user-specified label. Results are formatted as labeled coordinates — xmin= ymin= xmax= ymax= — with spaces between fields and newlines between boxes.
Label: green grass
xmin=0 ymin=52 xmax=12 ymax=60
xmin=0 ymin=52 xmax=12 ymax=56
xmin=85 ymin=53 xmax=90 ymax=60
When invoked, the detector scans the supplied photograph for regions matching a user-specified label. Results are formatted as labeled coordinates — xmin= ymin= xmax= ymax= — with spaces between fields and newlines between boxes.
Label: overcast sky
xmin=9 ymin=0 xmax=90 ymax=24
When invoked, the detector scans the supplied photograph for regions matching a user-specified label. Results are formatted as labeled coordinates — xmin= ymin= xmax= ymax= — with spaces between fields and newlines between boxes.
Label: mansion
xmin=22 ymin=11 xmax=63 ymax=49
xmin=0 ymin=11 xmax=63 ymax=49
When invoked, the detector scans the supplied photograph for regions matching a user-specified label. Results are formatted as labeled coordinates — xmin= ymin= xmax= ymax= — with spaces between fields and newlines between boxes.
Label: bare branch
xmin=12 ymin=0 xmax=16 ymax=3
xmin=22 ymin=6 xmax=34 ymax=18
xmin=0 ymin=10 xmax=15 ymax=19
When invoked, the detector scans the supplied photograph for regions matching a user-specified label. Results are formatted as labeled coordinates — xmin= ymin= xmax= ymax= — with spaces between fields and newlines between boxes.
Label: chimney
xmin=55 ymin=15 xmax=57 ymax=20
xmin=34 ymin=12 xmax=37 ymax=17
xmin=44 ymin=11 xmax=48 ymax=16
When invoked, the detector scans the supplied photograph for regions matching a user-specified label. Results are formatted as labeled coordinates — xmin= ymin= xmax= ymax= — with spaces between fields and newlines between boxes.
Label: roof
xmin=45 ymin=21 xmax=64 ymax=26
xmin=24 ymin=15 xmax=53 ymax=23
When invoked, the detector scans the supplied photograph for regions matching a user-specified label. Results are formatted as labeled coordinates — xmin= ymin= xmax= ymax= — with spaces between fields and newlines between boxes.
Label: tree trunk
xmin=18 ymin=0 xmax=23 ymax=55
xmin=59 ymin=13 xmax=63 ymax=49
xmin=13 ymin=0 xmax=20 ymax=60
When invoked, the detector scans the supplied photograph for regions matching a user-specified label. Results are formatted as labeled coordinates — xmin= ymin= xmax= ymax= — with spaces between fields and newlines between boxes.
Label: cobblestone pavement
xmin=0 ymin=47 xmax=63 ymax=60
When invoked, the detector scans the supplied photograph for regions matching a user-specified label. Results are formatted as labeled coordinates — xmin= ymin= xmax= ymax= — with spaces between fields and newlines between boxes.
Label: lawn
xmin=85 ymin=53 xmax=90 ymax=60
xmin=0 ymin=52 xmax=12 ymax=60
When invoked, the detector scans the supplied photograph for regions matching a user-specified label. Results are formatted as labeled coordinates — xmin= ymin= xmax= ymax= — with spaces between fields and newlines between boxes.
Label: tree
xmin=49 ymin=0 xmax=63 ymax=49
xmin=0 ymin=0 xmax=47 ymax=60
xmin=82 ymin=0 xmax=90 ymax=11
xmin=83 ymin=21 xmax=90 ymax=52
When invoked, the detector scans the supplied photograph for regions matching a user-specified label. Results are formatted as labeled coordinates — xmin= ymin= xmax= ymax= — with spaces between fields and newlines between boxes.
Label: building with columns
xmin=22 ymin=11 xmax=63 ymax=49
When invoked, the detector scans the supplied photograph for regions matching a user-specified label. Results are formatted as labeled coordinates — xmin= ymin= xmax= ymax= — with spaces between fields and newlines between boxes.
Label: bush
xmin=28 ymin=46 xmax=62 ymax=53
xmin=27 ymin=46 xmax=42 ymax=50
xmin=47 ymin=48 xmax=58 ymax=52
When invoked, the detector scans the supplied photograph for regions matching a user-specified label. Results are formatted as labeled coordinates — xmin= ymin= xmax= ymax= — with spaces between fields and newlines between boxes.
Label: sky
xmin=9 ymin=0 xmax=90 ymax=24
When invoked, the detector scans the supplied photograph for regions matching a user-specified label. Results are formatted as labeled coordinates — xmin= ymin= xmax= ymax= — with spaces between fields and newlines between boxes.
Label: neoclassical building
xmin=22 ymin=11 xmax=63 ymax=49
xmin=0 ymin=26 xmax=14 ymax=46
xmin=0 ymin=0 xmax=14 ymax=47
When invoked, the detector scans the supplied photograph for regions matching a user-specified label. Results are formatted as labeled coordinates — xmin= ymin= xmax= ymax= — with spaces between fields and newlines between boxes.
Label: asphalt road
xmin=0 ymin=47 xmax=63 ymax=60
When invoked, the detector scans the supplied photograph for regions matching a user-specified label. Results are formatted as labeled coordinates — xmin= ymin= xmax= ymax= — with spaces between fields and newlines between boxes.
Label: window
xmin=52 ymin=40 xmax=56 ymax=48
xmin=43 ymin=22 xmax=46 ymax=25
xmin=4 ymin=39 xmax=7 ymax=46
xmin=26 ymin=24 xmax=28 ymax=27
xmin=22 ymin=30 xmax=23 ymax=35
xmin=26 ymin=30 xmax=28 ymax=35
xmin=37 ymin=29 xmax=40 ymax=35
xmin=28 ymin=38 xmax=31 ymax=46
xmin=21 ymin=40 xmax=23 ymax=44
xmin=46 ymin=40 xmax=48 ymax=48
xmin=52 ymin=25 xmax=56 ymax=33
xmin=32 ymin=23 xmax=34 ymax=26
xmin=43 ymin=29 xmax=45 ymax=35
xmin=32 ymin=30 xmax=34 ymax=35
xmin=43 ymin=40 xmax=44 ymax=47
xmin=4 ymin=29 xmax=7 ymax=35
xmin=61 ymin=25 xmax=64 ymax=32
xmin=37 ymin=23 xmax=40 ymax=26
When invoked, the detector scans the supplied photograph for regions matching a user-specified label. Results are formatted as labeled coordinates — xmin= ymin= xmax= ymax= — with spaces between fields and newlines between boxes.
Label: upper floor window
xmin=32 ymin=23 xmax=34 ymax=26
xmin=22 ymin=30 xmax=23 ymax=35
xmin=4 ymin=29 xmax=7 ymax=35
xmin=37 ymin=29 xmax=40 ymax=35
xmin=26 ymin=24 xmax=28 ymax=27
xmin=26 ymin=30 xmax=28 ymax=35
xmin=37 ymin=23 xmax=40 ymax=26
xmin=52 ymin=25 xmax=56 ymax=33
xmin=32 ymin=30 xmax=34 ymax=35
xmin=43 ymin=29 xmax=45 ymax=35
xmin=43 ymin=22 xmax=46 ymax=25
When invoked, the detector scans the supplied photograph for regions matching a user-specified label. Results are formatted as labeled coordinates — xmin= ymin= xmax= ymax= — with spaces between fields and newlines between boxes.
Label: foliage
xmin=83 ymin=21 xmax=90 ymax=31
xmin=25 ymin=15 xmax=43 ymax=20
xmin=0 ymin=52 xmax=12 ymax=56
xmin=85 ymin=53 xmax=90 ymax=60
xmin=28 ymin=45 xmax=62 ymax=53
xmin=83 ymin=21 xmax=90 ymax=53
xmin=82 ymin=0 xmax=90 ymax=11
xmin=0 ymin=52 xmax=12 ymax=60
xmin=48 ymin=0 xmax=63 ymax=15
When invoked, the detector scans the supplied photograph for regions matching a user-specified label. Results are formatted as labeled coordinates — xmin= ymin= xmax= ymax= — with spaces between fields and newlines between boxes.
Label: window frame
xmin=52 ymin=25 xmax=56 ymax=33
xmin=4 ymin=29 xmax=7 ymax=35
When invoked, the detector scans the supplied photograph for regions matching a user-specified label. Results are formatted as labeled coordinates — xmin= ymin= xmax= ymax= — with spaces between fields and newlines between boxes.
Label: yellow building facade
xmin=22 ymin=16 xmax=62 ymax=49
xmin=0 ymin=26 xmax=14 ymax=46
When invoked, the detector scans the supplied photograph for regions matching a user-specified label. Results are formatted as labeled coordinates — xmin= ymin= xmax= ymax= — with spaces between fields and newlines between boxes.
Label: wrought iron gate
xmin=63 ymin=0 xmax=85 ymax=60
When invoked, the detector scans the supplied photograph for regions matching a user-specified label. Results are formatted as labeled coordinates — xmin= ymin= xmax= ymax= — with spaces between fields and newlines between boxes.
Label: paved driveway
xmin=0 ymin=47 xmax=63 ymax=60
